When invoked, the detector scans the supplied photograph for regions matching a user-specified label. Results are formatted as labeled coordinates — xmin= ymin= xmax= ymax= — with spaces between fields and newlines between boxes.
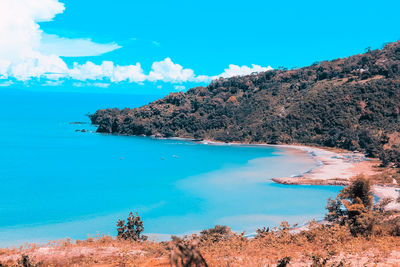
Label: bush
xmin=325 ymin=175 xmax=394 ymax=236
xmin=200 ymin=225 xmax=232 ymax=242
xmin=117 ymin=212 xmax=147 ymax=241
xmin=17 ymin=255 xmax=39 ymax=267
xmin=276 ymin=256 xmax=291 ymax=267
xmin=169 ymin=236 xmax=208 ymax=267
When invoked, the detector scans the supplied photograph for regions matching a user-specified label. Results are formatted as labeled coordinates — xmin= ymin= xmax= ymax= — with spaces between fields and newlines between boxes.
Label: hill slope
xmin=90 ymin=41 xmax=400 ymax=167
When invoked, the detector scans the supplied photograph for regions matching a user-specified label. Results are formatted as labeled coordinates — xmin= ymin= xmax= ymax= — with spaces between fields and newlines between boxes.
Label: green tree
xmin=326 ymin=175 xmax=376 ymax=236
xmin=117 ymin=212 xmax=148 ymax=241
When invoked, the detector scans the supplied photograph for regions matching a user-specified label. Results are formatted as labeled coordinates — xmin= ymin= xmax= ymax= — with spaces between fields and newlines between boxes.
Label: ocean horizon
xmin=0 ymin=90 xmax=341 ymax=247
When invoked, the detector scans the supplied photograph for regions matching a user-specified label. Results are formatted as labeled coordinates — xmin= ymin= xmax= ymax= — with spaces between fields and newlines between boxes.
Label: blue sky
xmin=0 ymin=0 xmax=399 ymax=94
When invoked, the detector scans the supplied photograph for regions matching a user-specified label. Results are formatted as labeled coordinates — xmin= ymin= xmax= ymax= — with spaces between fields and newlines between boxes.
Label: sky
xmin=0 ymin=0 xmax=399 ymax=94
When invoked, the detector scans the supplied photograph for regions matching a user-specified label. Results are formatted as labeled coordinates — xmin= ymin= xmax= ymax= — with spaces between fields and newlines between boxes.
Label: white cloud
xmin=43 ymin=80 xmax=64 ymax=86
xmin=193 ymin=75 xmax=212 ymax=83
xmin=0 ymin=0 xmax=69 ymax=81
xmin=216 ymin=64 xmax=273 ymax=79
xmin=0 ymin=0 xmax=272 ymax=87
xmin=92 ymin=82 xmax=110 ymax=88
xmin=0 ymin=0 xmax=121 ymax=81
xmin=174 ymin=85 xmax=186 ymax=91
xmin=72 ymin=81 xmax=110 ymax=88
xmin=69 ymin=61 xmax=113 ymax=81
xmin=72 ymin=82 xmax=85 ymax=87
xmin=113 ymin=64 xmax=146 ymax=82
xmin=66 ymin=59 xmax=272 ymax=85
xmin=68 ymin=61 xmax=146 ymax=83
xmin=39 ymin=33 xmax=121 ymax=57
xmin=148 ymin=58 xmax=196 ymax=83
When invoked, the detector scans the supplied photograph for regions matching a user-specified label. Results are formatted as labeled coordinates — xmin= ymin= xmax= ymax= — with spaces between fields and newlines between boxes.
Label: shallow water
xmin=0 ymin=90 xmax=341 ymax=247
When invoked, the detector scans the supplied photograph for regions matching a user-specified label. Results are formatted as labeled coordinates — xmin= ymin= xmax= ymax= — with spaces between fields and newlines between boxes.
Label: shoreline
xmin=0 ymin=135 xmax=397 ymax=253
xmin=109 ymin=135 xmax=400 ymax=210
xmin=191 ymin=138 xmax=400 ymax=210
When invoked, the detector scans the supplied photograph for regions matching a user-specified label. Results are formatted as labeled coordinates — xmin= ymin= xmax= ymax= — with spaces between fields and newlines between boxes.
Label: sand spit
xmin=271 ymin=145 xmax=378 ymax=185
xmin=271 ymin=144 xmax=400 ymax=210
xmin=197 ymin=140 xmax=399 ymax=208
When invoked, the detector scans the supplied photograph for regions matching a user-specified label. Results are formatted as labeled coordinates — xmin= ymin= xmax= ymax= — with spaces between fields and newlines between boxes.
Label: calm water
xmin=0 ymin=90 xmax=341 ymax=247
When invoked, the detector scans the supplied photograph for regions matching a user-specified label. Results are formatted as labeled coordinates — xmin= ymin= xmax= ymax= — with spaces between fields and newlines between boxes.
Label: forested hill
xmin=90 ymin=41 xmax=400 ymax=168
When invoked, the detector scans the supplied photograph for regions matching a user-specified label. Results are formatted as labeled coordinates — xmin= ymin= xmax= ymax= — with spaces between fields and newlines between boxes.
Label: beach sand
xmin=197 ymin=140 xmax=400 ymax=210
xmin=271 ymin=144 xmax=400 ymax=210
xmin=271 ymin=145 xmax=378 ymax=185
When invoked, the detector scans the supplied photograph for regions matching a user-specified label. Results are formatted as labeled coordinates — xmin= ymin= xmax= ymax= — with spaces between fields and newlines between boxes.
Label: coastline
xmin=193 ymin=138 xmax=400 ymax=210
xmin=0 ymin=136 xmax=397 ymax=264
xmin=270 ymin=144 xmax=377 ymax=185
xmin=113 ymin=135 xmax=400 ymax=211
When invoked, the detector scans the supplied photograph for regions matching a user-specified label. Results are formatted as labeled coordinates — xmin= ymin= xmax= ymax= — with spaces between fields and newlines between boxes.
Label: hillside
xmin=90 ymin=41 xmax=400 ymax=168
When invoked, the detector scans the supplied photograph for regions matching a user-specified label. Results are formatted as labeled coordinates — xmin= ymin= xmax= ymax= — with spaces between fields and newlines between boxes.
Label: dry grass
xmin=2 ymin=174 xmax=400 ymax=266
xmin=0 ymin=236 xmax=169 ymax=266
xmin=3 ymin=224 xmax=400 ymax=266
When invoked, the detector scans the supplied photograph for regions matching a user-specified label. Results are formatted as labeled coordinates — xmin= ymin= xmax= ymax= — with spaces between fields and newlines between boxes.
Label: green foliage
xmin=117 ymin=212 xmax=147 ymax=241
xmin=91 ymin=41 xmax=400 ymax=170
xmin=325 ymin=176 xmax=392 ymax=236
xmin=339 ymin=176 xmax=373 ymax=209
xmin=326 ymin=197 xmax=345 ymax=225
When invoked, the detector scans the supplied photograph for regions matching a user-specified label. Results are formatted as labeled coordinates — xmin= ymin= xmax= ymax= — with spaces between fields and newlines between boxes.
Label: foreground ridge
xmin=90 ymin=41 xmax=400 ymax=168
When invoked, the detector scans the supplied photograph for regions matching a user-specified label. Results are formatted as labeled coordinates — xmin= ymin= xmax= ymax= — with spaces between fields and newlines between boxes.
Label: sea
xmin=0 ymin=89 xmax=341 ymax=247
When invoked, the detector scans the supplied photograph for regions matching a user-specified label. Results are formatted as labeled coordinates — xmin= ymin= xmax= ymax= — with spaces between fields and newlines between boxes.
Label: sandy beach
xmin=199 ymin=139 xmax=400 ymax=210
xmin=271 ymin=144 xmax=400 ymax=210
xmin=271 ymin=144 xmax=378 ymax=185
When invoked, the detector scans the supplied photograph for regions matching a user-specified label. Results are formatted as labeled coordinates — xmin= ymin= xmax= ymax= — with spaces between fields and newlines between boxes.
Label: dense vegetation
xmin=90 ymin=41 xmax=400 ymax=168
xmin=325 ymin=175 xmax=399 ymax=237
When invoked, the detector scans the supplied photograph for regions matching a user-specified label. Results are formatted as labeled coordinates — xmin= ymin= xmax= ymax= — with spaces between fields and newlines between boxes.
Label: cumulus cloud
xmin=68 ymin=61 xmax=146 ymax=82
xmin=72 ymin=82 xmax=110 ymax=88
xmin=43 ymin=80 xmax=64 ymax=86
xmin=174 ymin=85 xmax=186 ymax=91
xmin=0 ymin=0 xmax=272 ymax=87
xmin=216 ymin=64 xmax=273 ymax=79
xmin=148 ymin=58 xmax=195 ymax=82
xmin=92 ymin=82 xmax=110 ymax=88
xmin=0 ymin=0 xmax=68 ymax=80
xmin=0 ymin=0 xmax=122 ymax=81
xmin=0 ymin=0 xmax=205 ymax=84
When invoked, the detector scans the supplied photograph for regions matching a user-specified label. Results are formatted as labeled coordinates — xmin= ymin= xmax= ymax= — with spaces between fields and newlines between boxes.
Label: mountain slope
xmin=90 ymin=41 xmax=400 ymax=167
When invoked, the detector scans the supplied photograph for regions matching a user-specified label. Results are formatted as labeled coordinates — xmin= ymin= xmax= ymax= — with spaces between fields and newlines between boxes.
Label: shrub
xmin=200 ymin=225 xmax=232 ymax=242
xmin=255 ymin=226 xmax=270 ymax=238
xmin=169 ymin=236 xmax=208 ymax=267
xmin=325 ymin=175 xmax=394 ymax=236
xmin=276 ymin=256 xmax=290 ymax=267
xmin=17 ymin=255 xmax=39 ymax=267
xmin=117 ymin=212 xmax=147 ymax=241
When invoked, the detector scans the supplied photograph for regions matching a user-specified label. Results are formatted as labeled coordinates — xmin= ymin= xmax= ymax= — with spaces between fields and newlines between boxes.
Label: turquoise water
xmin=0 ymin=90 xmax=341 ymax=247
